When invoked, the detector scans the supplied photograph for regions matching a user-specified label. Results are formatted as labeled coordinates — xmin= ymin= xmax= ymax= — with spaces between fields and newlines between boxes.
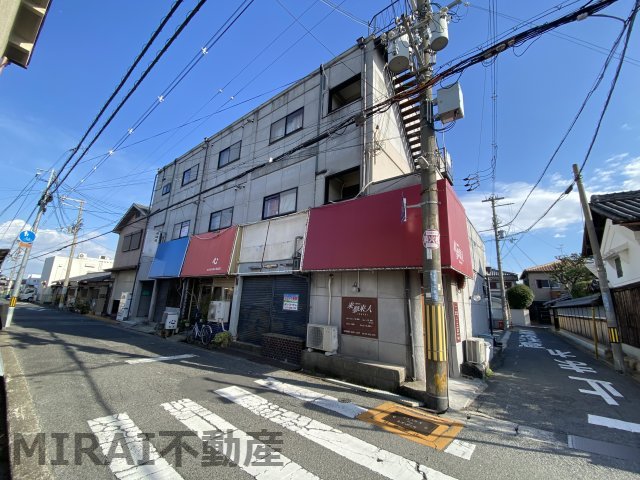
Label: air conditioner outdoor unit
xmin=306 ymin=324 xmax=338 ymax=354
xmin=465 ymin=338 xmax=487 ymax=365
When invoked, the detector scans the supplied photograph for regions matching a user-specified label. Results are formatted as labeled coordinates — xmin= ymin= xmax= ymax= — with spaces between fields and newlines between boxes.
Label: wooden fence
xmin=555 ymin=305 xmax=609 ymax=347
xmin=612 ymin=282 xmax=640 ymax=348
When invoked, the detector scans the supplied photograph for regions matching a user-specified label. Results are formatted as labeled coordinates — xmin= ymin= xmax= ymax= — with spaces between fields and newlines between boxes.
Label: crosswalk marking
xmin=255 ymin=377 xmax=367 ymax=418
xmin=162 ymin=398 xmax=319 ymax=480
xmin=126 ymin=354 xmax=196 ymax=365
xmin=444 ymin=439 xmax=476 ymax=460
xmin=216 ymin=386 xmax=458 ymax=480
xmin=257 ymin=377 xmax=475 ymax=460
xmin=87 ymin=413 xmax=183 ymax=480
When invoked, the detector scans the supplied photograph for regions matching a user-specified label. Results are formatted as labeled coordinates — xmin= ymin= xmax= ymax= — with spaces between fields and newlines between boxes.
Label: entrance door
xmin=137 ymin=281 xmax=154 ymax=317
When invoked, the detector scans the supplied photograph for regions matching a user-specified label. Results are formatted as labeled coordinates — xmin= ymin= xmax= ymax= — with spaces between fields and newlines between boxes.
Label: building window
xmin=263 ymin=188 xmax=297 ymax=219
xmin=173 ymin=220 xmax=190 ymax=239
xmin=209 ymin=207 xmax=233 ymax=231
xmin=181 ymin=164 xmax=199 ymax=186
xmin=325 ymin=167 xmax=360 ymax=203
xmin=218 ymin=141 xmax=241 ymax=168
xmin=162 ymin=183 xmax=171 ymax=195
xmin=489 ymin=281 xmax=498 ymax=290
xmin=329 ymin=74 xmax=361 ymax=113
xmin=122 ymin=231 xmax=142 ymax=252
xmin=269 ymin=108 xmax=303 ymax=143
xmin=614 ymin=256 xmax=624 ymax=278
xmin=536 ymin=279 xmax=551 ymax=289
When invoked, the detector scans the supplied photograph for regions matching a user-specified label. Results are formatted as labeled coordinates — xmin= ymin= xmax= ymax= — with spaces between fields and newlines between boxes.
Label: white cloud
xmin=554 ymin=233 xmax=566 ymax=238
xmin=621 ymin=123 xmax=632 ymax=131
xmin=0 ymin=220 xmax=115 ymax=276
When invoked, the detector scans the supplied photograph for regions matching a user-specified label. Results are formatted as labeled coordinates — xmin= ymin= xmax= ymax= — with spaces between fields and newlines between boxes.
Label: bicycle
xmin=186 ymin=321 xmax=213 ymax=346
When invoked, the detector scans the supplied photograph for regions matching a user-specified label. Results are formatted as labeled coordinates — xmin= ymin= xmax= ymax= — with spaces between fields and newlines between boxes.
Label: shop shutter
xmin=237 ymin=277 xmax=273 ymax=345
xmin=270 ymin=275 xmax=309 ymax=339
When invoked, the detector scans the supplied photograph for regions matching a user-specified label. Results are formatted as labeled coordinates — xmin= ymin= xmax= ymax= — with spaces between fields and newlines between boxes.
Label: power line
xmin=47 ymin=0 xmax=186 ymax=197
xmin=48 ymin=0 xmax=211 ymax=198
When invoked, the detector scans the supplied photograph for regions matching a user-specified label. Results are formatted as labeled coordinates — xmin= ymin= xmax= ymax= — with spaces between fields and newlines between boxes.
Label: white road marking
xmin=255 ymin=377 xmax=367 ymax=418
xmin=257 ymin=377 xmax=475 ymax=460
xmin=216 ymin=386 xmax=457 ymax=480
xmin=588 ymin=414 xmax=640 ymax=433
xmin=444 ymin=439 xmax=476 ymax=460
xmin=568 ymin=377 xmax=623 ymax=406
xmin=126 ymin=354 xmax=196 ymax=365
xmin=162 ymin=398 xmax=318 ymax=480
xmin=87 ymin=413 xmax=183 ymax=480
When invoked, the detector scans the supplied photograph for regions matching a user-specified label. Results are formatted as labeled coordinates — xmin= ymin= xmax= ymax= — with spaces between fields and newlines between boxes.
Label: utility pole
xmin=483 ymin=195 xmax=512 ymax=329
xmin=58 ymin=199 xmax=84 ymax=309
xmin=408 ymin=0 xmax=461 ymax=413
xmin=573 ymin=164 xmax=625 ymax=373
xmin=5 ymin=169 xmax=55 ymax=328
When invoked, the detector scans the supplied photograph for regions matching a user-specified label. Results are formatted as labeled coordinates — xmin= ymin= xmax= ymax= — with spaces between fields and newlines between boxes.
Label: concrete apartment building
xmin=39 ymin=253 xmax=113 ymax=303
xmin=124 ymin=35 xmax=489 ymax=383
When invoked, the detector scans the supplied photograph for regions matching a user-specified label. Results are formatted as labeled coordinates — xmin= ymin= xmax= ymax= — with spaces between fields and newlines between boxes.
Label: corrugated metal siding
xmin=237 ymin=275 xmax=309 ymax=345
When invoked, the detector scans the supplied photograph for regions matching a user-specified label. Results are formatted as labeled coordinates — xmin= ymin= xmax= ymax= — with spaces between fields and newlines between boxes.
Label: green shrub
xmin=571 ymin=280 xmax=591 ymax=298
xmin=213 ymin=331 xmax=233 ymax=348
xmin=74 ymin=299 xmax=90 ymax=314
xmin=506 ymin=284 xmax=534 ymax=309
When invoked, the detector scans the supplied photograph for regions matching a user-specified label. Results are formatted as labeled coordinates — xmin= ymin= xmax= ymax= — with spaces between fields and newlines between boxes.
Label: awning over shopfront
xmin=148 ymin=237 xmax=189 ymax=279
xmin=180 ymin=226 xmax=238 ymax=277
xmin=302 ymin=185 xmax=422 ymax=271
xmin=302 ymin=182 xmax=474 ymax=277
xmin=437 ymin=179 xmax=474 ymax=278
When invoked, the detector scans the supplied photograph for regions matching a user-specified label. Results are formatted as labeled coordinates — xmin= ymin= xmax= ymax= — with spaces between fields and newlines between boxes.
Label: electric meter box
xmin=436 ymin=82 xmax=464 ymax=124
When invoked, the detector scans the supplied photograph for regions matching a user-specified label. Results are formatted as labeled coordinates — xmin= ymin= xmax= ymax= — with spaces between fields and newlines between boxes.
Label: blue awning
xmin=149 ymin=237 xmax=189 ymax=279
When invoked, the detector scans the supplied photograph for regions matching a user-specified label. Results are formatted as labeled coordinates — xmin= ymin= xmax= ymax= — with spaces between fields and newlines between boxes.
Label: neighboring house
xmin=521 ymin=262 xmax=567 ymax=324
xmin=486 ymin=267 xmax=518 ymax=291
xmin=520 ymin=262 xmax=566 ymax=302
xmin=582 ymin=189 xmax=640 ymax=357
xmin=49 ymin=272 xmax=112 ymax=315
xmin=39 ymin=254 xmax=113 ymax=303
xmin=0 ymin=0 xmax=51 ymax=71
xmin=128 ymin=34 xmax=487 ymax=383
xmin=106 ymin=203 xmax=150 ymax=319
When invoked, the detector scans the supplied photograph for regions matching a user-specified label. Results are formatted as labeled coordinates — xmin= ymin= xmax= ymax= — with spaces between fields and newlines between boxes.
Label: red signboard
xmin=302 ymin=182 xmax=474 ymax=278
xmin=341 ymin=297 xmax=378 ymax=338
xmin=437 ymin=180 xmax=474 ymax=278
xmin=453 ymin=302 xmax=461 ymax=343
xmin=180 ymin=226 xmax=238 ymax=277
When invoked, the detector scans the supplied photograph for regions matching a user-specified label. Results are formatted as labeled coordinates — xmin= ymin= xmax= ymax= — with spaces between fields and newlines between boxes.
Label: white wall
xmin=601 ymin=219 xmax=640 ymax=288
xmin=41 ymin=255 xmax=113 ymax=286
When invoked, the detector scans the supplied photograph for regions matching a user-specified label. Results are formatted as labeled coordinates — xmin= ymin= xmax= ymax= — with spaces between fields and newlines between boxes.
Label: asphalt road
xmin=1 ymin=305 xmax=639 ymax=480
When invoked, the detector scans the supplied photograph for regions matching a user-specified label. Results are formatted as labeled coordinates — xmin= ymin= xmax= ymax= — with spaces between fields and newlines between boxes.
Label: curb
xmin=0 ymin=339 xmax=54 ymax=479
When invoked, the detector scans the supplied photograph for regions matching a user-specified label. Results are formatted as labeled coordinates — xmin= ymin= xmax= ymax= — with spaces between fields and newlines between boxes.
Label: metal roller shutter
xmin=237 ymin=277 xmax=272 ymax=345
xmin=237 ymin=275 xmax=310 ymax=345
xmin=271 ymin=275 xmax=309 ymax=339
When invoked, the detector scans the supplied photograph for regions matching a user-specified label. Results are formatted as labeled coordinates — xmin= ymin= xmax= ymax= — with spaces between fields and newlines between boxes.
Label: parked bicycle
xmin=186 ymin=321 xmax=213 ymax=346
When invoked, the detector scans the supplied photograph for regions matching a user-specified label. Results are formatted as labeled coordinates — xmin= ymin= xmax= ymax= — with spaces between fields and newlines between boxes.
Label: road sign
xmin=18 ymin=230 xmax=36 ymax=244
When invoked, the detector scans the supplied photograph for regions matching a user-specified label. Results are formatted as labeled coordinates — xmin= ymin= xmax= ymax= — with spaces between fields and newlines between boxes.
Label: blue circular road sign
xmin=18 ymin=230 xmax=36 ymax=243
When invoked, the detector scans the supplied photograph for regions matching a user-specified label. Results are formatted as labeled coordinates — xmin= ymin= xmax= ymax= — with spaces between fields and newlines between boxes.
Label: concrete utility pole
xmin=6 ymin=169 xmax=55 ymax=328
xmin=483 ymin=195 xmax=512 ymax=329
xmin=58 ymin=199 xmax=84 ymax=309
xmin=573 ymin=164 xmax=625 ymax=373
xmin=409 ymin=0 xmax=461 ymax=413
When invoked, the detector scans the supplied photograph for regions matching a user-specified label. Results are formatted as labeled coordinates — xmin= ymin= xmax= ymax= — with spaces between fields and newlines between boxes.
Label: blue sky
xmin=1 ymin=0 xmax=638 ymax=277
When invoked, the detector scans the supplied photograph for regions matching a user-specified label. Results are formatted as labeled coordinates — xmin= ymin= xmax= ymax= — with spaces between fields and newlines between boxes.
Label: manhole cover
xmin=357 ymin=402 xmax=463 ymax=450
xmin=382 ymin=412 xmax=438 ymax=436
